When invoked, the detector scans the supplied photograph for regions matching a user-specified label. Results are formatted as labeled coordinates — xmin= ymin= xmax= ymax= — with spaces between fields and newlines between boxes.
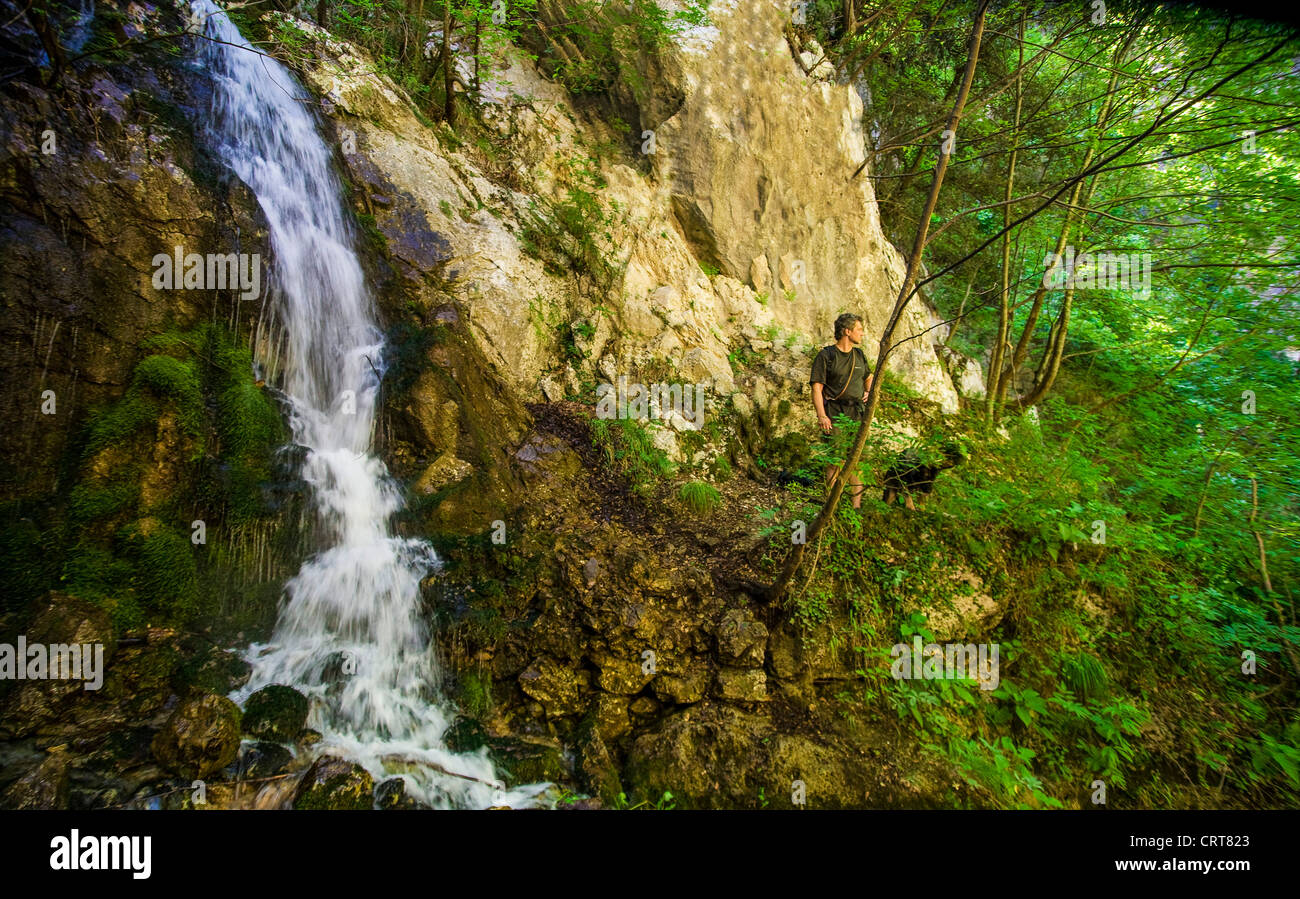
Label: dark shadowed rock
xmin=238 ymin=741 xmax=293 ymax=780
xmin=1 ymin=749 xmax=69 ymax=809
xmin=376 ymin=776 xmax=422 ymax=809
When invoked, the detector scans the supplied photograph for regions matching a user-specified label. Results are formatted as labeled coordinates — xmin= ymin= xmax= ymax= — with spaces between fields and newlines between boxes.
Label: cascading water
xmin=190 ymin=0 xmax=544 ymax=809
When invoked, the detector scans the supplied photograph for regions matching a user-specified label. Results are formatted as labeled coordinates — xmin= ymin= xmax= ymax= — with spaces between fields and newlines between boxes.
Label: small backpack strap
xmin=831 ymin=350 xmax=856 ymax=401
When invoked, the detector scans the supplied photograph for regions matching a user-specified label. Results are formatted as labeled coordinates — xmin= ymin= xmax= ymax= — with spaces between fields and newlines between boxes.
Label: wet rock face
xmin=292 ymin=756 xmax=375 ymax=810
xmin=241 ymin=685 xmax=309 ymax=743
xmin=1 ymin=749 xmax=70 ymax=809
xmin=0 ymin=11 xmax=269 ymax=501
xmin=0 ymin=593 xmax=117 ymax=740
xmin=150 ymin=693 xmax=243 ymax=780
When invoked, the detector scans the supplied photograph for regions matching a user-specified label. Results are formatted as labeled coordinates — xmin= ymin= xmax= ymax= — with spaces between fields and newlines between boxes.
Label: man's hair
xmin=834 ymin=313 xmax=863 ymax=340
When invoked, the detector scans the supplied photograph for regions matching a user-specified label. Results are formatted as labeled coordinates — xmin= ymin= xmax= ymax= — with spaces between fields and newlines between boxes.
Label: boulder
xmin=487 ymin=737 xmax=567 ymax=786
xmin=593 ymin=652 xmax=654 ymax=695
xmin=151 ymin=693 xmax=242 ymax=780
xmin=716 ymin=667 xmax=768 ymax=702
xmin=238 ymin=741 xmax=293 ymax=780
xmin=242 ymin=684 xmax=309 ymax=742
xmin=376 ymin=777 xmax=421 ymax=809
xmin=716 ymin=608 xmax=767 ymax=667
xmin=293 ymin=756 xmax=375 ymax=810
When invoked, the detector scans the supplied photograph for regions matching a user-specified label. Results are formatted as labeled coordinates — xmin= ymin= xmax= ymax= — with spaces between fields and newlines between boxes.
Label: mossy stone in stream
xmin=487 ymin=737 xmax=568 ymax=786
xmin=242 ymin=684 xmax=309 ymax=741
xmin=293 ymin=756 xmax=375 ymax=810
xmin=238 ymin=742 xmax=293 ymax=780
xmin=375 ymin=777 xmax=421 ymax=809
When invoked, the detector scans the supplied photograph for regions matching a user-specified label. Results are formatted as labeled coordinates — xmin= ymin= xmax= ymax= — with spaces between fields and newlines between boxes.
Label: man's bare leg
xmin=825 ymin=463 xmax=840 ymax=487
xmin=849 ymin=470 xmax=864 ymax=508
xmin=904 ymin=494 xmax=916 ymax=511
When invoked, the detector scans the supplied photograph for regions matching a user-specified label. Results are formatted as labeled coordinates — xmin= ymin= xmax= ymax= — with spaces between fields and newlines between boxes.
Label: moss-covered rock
xmin=442 ymin=716 xmax=489 ymax=753
xmin=716 ymin=667 xmax=768 ymax=702
xmin=375 ymin=776 xmax=421 ymax=809
xmin=242 ymin=685 xmax=309 ymax=742
xmin=151 ymin=693 xmax=242 ymax=780
xmin=623 ymin=703 xmax=771 ymax=809
xmin=293 ymin=756 xmax=375 ymax=810
xmin=517 ymin=657 xmax=584 ymax=717
xmin=487 ymin=737 xmax=568 ymax=786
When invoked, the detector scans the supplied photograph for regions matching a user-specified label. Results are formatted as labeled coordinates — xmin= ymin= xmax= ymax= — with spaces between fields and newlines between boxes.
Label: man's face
xmin=846 ymin=320 xmax=864 ymax=344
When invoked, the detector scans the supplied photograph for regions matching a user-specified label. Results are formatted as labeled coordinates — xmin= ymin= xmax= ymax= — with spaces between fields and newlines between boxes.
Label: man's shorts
xmin=820 ymin=397 xmax=865 ymax=443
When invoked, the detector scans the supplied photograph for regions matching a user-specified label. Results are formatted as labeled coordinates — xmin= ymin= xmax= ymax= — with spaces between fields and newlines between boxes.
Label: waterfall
xmin=189 ymin=0 xmax=542 ymax=809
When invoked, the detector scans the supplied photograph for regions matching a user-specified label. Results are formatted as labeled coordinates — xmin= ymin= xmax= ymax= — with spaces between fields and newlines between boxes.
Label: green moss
xmin=67 ymin=482 xmax=139 ymax=523
xmin=458 ymin=669 xmax=494 ymax=720
xmin=48 ymin=323 xmax=292 ymax=636
xmin=133 ymin=355 xmax=204 ymax=443
xmin=243 ymin=685 xmax=309 ymax=741
xmin=85 ymin=393 xmax=157 ymax=456
xmin=760 ymin=432 xmax=811 ymax=472
xmin=122 ymin=522 xmax=200 ymax=622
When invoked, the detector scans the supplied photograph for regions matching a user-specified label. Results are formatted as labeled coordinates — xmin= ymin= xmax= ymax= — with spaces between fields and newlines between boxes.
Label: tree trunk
xmin=767 ymin=0 xmax=991 ymax=604
xmin=441 ymin=0 xmax=456 ymax=127
xmin=997 ymin=28 xmax=1136 ymax=413
xmin=985 ymin=15 xmax=1022 ymax=424
xmin=26 ymin=4 xmax=67 ymax=89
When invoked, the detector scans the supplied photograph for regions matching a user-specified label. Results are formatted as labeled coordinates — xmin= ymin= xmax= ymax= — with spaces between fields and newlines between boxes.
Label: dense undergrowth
xmin=758 ymin=368 xmax=1298 ymax=809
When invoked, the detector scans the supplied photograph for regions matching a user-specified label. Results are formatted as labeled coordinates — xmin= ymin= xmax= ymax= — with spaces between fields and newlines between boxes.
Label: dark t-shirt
xmin=810 ymin=345 xmax=871 ymax=404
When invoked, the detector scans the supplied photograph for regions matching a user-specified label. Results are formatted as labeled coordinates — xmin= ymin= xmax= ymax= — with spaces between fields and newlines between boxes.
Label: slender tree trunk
xmin=317 ymin=1 xmax=328 ymax=28
xmin=985 ymin=15 xmax=1023 ymax=424
xmin=441 ymin=0 xmax=456 ymax=127
xmin=844 ymin=0 xmax=857 ymax=38
xmin=1192 ymin=444 xmax=1229 ymax=537
xmin=473 ymin=16 xmax=481 ymax=100
xmin=997 ymin=28 xmax=1137 ymax=412
xmin=26 ymin=3 xmax=67 ymax=88
xmin=767 ymin=0 xmax=990 ymax=604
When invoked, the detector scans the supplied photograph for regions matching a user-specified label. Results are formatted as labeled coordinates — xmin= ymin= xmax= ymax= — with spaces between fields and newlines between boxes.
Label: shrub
xmin=679 ymin=480 xmax=721 ymax=515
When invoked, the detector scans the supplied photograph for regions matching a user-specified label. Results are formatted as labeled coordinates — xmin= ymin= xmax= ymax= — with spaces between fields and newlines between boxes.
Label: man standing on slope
xmin=810 ymin=313 xmax=873 ymax=508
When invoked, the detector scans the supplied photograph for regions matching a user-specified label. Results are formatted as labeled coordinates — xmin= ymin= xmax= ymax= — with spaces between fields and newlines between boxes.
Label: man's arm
xmin=812 ymin=382 xmax=832 ymax=432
